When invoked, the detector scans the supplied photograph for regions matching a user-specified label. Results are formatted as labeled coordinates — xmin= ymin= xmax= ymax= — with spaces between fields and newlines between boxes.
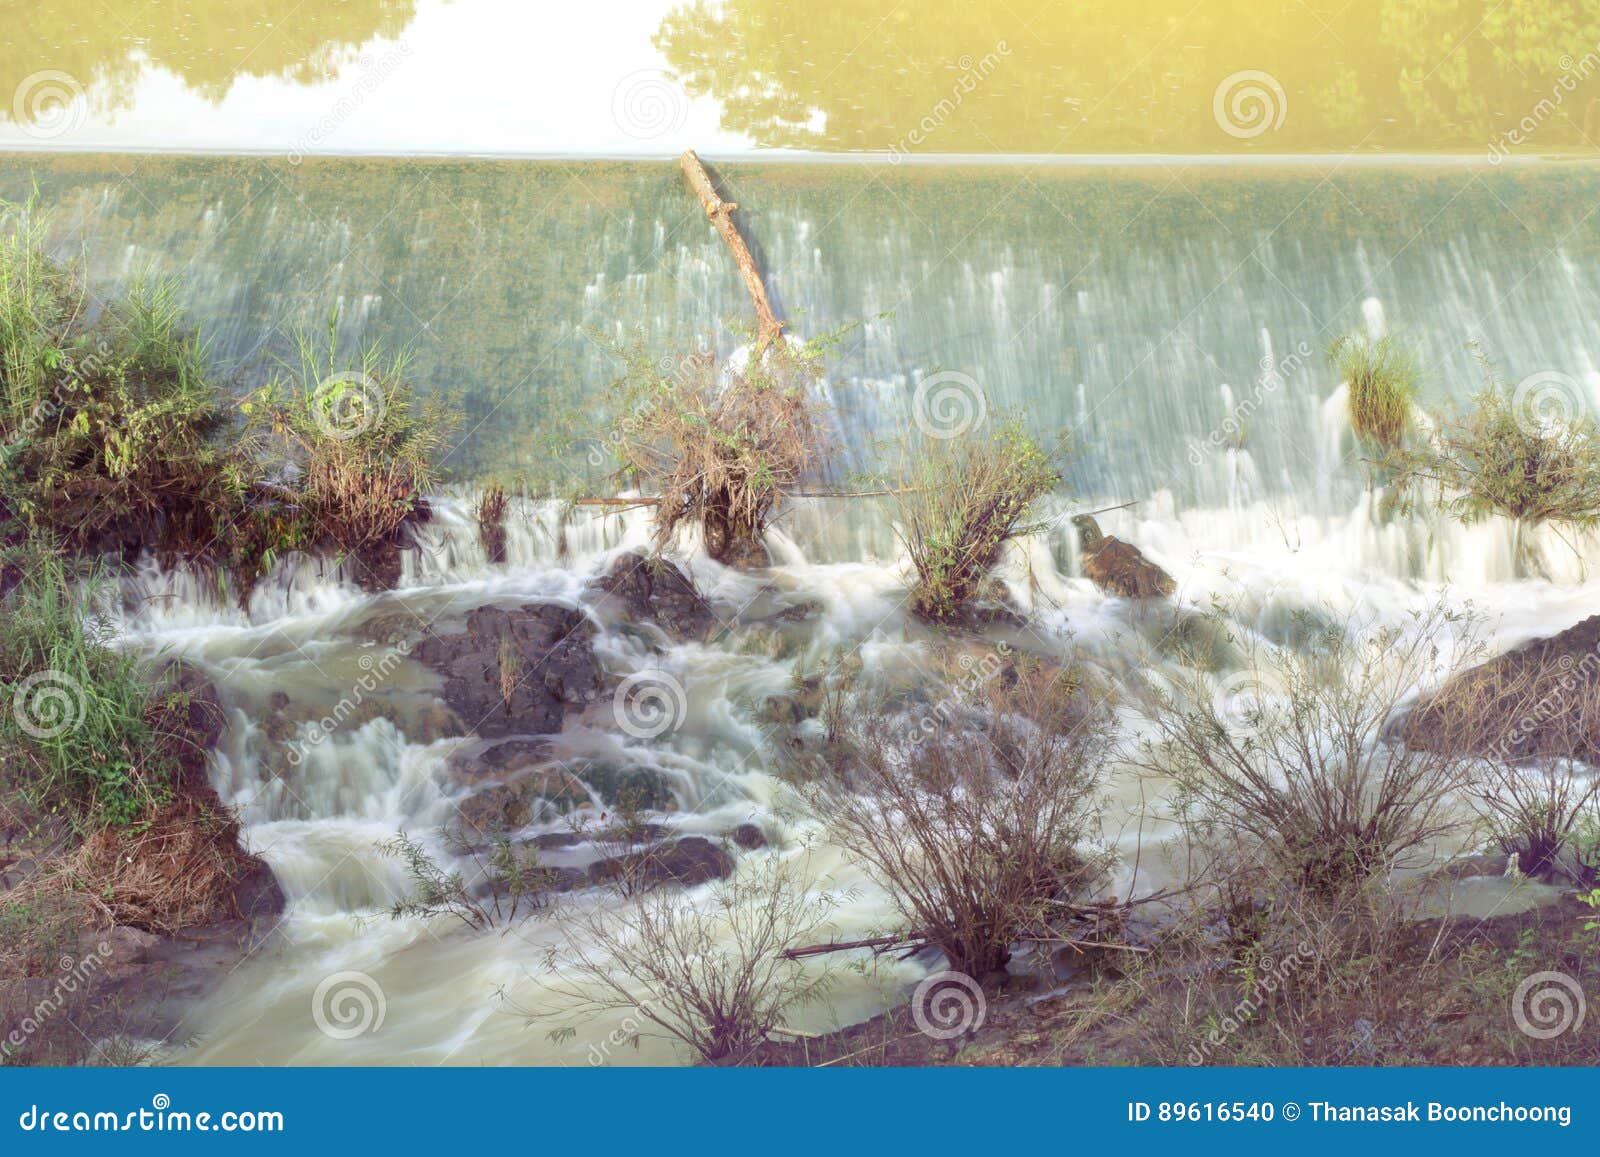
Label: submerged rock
xmin=1071 ymin=516 xmax=1175 ymax=600
xmin=727 ymin=823 xmax=768 ymax=850
xmin=414 ymin=602 xmax=605 ymax=738
xmin=586 ymin=836 xmax=735 ymax=891
xmin=586 ymin=551 xmax=716 ymax=640
xmin=447 ymin=740 xmax=675 ymax=837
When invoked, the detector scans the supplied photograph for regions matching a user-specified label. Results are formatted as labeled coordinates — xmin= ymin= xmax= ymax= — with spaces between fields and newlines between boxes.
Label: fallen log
xmin=679 ymin=149 xmax=784 ymax=354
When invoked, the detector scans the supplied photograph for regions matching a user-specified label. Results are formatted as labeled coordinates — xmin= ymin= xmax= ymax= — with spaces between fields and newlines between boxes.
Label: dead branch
xmin=781 ymin=933 xmax=929 ymax=961
xmin=679 ymin=149 xmax=784 ymax=353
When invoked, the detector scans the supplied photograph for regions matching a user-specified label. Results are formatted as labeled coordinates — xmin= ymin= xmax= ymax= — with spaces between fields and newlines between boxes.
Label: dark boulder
xmin=586 ymin=551 xmax=716 ymax=640
xmin=414 ymin=602 xmax=604 ymax=738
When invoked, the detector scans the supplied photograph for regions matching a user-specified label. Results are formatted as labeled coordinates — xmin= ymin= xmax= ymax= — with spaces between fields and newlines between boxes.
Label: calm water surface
xmin=6 ymin=0 xmax=1600 ymax=156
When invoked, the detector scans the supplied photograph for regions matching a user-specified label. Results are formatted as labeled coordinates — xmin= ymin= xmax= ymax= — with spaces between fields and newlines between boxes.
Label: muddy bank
xmin=0 ymin=665 xmax=284 ymax=1066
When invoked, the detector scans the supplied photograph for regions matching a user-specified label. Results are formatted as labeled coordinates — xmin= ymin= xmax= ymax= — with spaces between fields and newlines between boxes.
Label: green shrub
xmin=242 ymin=321 xmax=456 ymax=583
xmin=1329 ymin=333 xmax=1418 ymax=459
xmin=0 ymin=204 xmax=242 ymax=557
xmin=888 ymin=419 xmax=1059 ymax=621
xmin=1401 ymin=376 xmax=1600 ymax=576
xmin=0 ymin=549 xmax=178 ymax=828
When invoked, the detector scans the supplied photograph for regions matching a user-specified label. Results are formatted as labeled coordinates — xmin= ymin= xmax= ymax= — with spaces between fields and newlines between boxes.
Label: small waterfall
xmin=19 ymin=153 xmax=1592 ymax=1064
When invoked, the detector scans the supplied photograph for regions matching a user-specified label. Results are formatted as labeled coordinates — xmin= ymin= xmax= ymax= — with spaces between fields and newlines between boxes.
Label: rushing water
xmin=100 ymin=477 xmax=1586 ymax=1065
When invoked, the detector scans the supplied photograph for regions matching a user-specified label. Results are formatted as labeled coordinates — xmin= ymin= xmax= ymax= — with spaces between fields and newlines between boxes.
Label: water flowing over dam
xmin=6 ymin=152 xmax=1599 ymax=1063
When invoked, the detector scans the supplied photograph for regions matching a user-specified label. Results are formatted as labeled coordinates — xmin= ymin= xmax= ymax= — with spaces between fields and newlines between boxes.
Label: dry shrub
xmin=527 ymin=853 xmax=838 ymax=1063
xmin=803 ymin=669 xmax=1113 ymax=977
xmin=477 ymin=484 xmax=509 ymax=564
xmin=888 ymin=419 xmax=1059 ymax=621
xmin=603 ymin=343 xmax=826 ymax=566
xmin=0 ymin=884 xmax=88 ymax=979
xmin=378 ymin=826 xmax=560 ymax=931
xmin=1470 ymin=760 xmax=1600 ymax=882
xmin=1107 ymin=869 xmax=1463 ymax=1066
xmin=56 ymin=787 xmax=265 ymax=934
xmin=1131 ymin=604 xmax=1479 ymax=894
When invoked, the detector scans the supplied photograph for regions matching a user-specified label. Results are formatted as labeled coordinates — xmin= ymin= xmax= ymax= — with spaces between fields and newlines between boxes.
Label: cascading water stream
xmin=101 ymin=466 xmax=1595 ymax=1064
xmin=10 ymin=155 xmax=1593 ymax=1063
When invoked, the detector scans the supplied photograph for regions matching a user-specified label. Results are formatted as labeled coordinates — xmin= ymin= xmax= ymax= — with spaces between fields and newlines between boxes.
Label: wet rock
xmin=586 ymin=551 xmax=716 ymax=640
xmin=413 ymin=602 xmax=605 ymax=738
xmin=447 ymin=741 xmax=674 ymax=830
xmin=150 ymin=659 xmax=228 ymax=752
xmin=526 ymin=831 xmax=588 ymax=851
xmin=455 ymin=766 xmax=593 ymax=833
xmin=1072 ymin=516 xmax=1175 ymax=599
xmin=230 ymin=858 xmax=287 ymax=927
xmin=93 ymin=926 xmax=163 ymax=968
xmin=450 ymin=737 xmax=555 ymax=785
xmin=576 ymin=762 xmax=676 ymax=812
xmin=587 ymin=836 xmax=735 ymax=891
xmin=1430 ymin=852 xmax=1511 ymax=882
xmin=727 ymin=823 xmax=767 ymax=850
xmin=1402 ymin=614 xmax=1600 ymax=761
xmin=757 ymin=675 xmax=826 ymax=727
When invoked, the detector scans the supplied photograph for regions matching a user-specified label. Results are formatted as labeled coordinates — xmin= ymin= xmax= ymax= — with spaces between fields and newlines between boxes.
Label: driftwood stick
xmin=679 ymin=149 xmax=784 ymax=353
xmin=1073 ymin=499 xmax=1141 ymax=520
xmin=567 ymin=488 xmax=925 ymax=508
xmin=781 ymin=933 xmax=927 ymax=961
